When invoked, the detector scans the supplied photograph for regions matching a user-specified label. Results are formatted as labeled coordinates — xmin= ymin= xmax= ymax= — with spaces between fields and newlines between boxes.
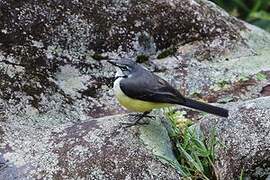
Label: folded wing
xmin=120 ymin=69 xmax=185 ymax=105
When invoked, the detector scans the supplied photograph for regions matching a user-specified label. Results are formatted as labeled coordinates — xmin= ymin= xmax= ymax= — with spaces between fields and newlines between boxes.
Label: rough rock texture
xmin=153 ymin=23 xmax=270 ymax=106
xmin=200 ymin=97 xmax=270 ymax=179
xmin=0 ymin=0 xmax=270 ymax=179
xmin=0 ymin=114 xmax=181 ymax=179
xmin=0 ymin=0 xmax=269 ymax=121
xmin=0 ymin=0 xmax=245 ymax=55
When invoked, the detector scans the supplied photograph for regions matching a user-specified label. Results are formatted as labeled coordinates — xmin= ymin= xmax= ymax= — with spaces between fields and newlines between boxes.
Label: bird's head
xmin=108 ymin=59 xmax=137 ymax=78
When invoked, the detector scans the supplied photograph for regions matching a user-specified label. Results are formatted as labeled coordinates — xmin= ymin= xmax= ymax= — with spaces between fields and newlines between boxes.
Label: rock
xmin=0 ymin=113 xmax=181 ymax=179
xmin=261 ymin=84 xmax=270 ymax=96
xmin=152 ymin=24 xmax=270 ymax=105
xmin=199 ymin=97 xmax=270 ymax=179
xmin=0 ymin=0 xmax=269 ymax=120
xmin=0 ymin=0 xmax=245 ymax=55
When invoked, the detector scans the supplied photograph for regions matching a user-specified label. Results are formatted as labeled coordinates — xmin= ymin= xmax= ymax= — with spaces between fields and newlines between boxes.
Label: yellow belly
xmin=114 ymin=78 xmax=171 ymax=112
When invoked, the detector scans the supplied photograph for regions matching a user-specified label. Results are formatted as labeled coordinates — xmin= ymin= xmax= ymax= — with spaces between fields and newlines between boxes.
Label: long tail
xmin=179 ymin=98 xmax=229 ymax=117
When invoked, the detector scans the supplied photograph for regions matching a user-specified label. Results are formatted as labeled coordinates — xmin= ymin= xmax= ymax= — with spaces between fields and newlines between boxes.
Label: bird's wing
xmin=120 ymin=71 xmax=185 ymax=104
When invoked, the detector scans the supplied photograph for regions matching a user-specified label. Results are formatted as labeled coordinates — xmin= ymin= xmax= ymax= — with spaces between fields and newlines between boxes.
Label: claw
xmin=121 ymin=121 xmax=149 ymax=128
xmin=122 ymin=111 xmax=152 ymax=127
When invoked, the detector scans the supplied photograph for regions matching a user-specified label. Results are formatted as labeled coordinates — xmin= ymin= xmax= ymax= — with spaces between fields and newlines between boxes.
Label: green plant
xmin=239 ymin=168 xmax=245 ymax=180
xmin=136 ymin=54 xmax=149 ymax=63
xmin=157 ymin=47 xmax=177 ymax=59
xmin=163 ymin=107 xmax=219 ymax=179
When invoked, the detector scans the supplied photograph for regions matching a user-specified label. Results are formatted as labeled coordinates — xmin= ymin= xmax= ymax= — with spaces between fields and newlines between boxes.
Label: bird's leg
xmin=122 ymin=111 xmax=152 ymax=127
xmin=128 ymin=112 xmax=155 ymax=119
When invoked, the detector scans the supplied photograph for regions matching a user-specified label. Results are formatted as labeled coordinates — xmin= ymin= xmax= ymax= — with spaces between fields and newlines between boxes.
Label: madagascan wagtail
xmin=108 ymin=59 xmax=228 ymax=126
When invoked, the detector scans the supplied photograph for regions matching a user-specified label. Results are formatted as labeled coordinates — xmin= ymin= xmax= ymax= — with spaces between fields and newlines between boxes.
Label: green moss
xmin=210 ymin=80 xmax=231 ymax=92
xmin=136 ymin=54 xmax=149 ymax=63
xmin=190 ymin=91 xmax=202 ymax=99
xmin=255 ymin=72 xmax=267 ymax=81
xmin=91 ymin=53 xmax=108 ymax=61
xmin=217 ymin=80 xmax=230 ymax=88
xmin=238 ymin=75 xmax=250 ymax=82
xmin=157 ymin=47 xmax=177 ymax=59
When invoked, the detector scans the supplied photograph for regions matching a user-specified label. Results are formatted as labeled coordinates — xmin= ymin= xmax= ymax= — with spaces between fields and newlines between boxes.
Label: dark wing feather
xmin=120 ymin=69 xmax=185 ymax=104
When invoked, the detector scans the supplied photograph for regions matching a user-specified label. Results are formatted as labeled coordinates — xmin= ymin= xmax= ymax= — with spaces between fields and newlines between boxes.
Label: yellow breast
xmin=113 ymin=78 xmax=171 ymax=112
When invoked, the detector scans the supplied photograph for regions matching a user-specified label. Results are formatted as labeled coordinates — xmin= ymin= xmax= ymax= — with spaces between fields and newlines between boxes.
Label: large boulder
xmin=0 ymin=114 xmax=181 ymax=179
xmin=0 ymin=0 xmax=245 ymax=55
xmin=0 ymin=0 xmax=269 ymax=120
xmin=0 ymin=0 xmax=269 ymax=123
xmin=200 ymin=97 xmax=270 ymax=179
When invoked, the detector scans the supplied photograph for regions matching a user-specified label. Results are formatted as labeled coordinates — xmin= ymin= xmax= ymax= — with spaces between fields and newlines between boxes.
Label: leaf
xmin=178 ymin=144 xmax=204 ymax=173
xmin=192 ymin=152 xmax=204 ymax=172
xmin=249 ymin=10 xmax=270 ymax=20
xmin=239 ymin=167 xmax=245 ymax=180
xmin=157 ymin=155 xmax=188 ymax=176
xmin=250 ymin=0 xmax=262 ymax=14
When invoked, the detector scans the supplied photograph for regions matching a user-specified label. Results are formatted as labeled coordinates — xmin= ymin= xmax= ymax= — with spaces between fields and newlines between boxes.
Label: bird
xmin=108 ymin=59 xmax=228 ymax=126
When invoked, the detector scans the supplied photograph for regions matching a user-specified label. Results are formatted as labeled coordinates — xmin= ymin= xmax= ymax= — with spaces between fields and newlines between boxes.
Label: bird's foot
xmin=128 ymin=113 xmax=155 ymax=119
xmin=121 ymin=120 xmax=149 ymax=128
xmin=121 ymin=112 xmax=152 ymax=128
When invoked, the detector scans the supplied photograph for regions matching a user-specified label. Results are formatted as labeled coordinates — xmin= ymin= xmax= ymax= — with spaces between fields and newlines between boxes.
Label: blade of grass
xmin=178 ymin=144 xmax=204 ymax=173
xmin=239 ymin=167 xmax=244 ymax=180
xmin=250 ymin=0 xmax=262 ymax=14
xmin=232 ymin=0 xmax=250 ymax=13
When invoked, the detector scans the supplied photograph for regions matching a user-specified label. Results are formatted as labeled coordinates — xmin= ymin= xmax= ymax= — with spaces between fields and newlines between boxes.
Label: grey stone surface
xmin=0 ymin=113 xmax=181 ymax=179
xmin=0 ymin=0 xmax=269 ymax=121
xmin=200 ymin=97 xmax=270 ymax=179
xmin=0 ymin=0 xmax=245 ymax=55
